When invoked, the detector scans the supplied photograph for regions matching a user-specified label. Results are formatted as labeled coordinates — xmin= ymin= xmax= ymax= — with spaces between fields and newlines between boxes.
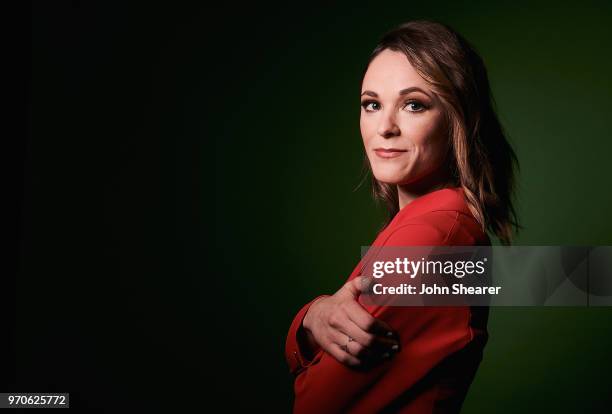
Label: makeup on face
xmin=373 ymin=148 xmax=409 ymax=159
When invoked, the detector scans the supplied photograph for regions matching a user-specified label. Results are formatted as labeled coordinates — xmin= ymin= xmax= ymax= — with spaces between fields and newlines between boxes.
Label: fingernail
xmin=382 ymin=352 xmax=390 ymax=358
xmin=386 ymin=331 xmax=393 ymax=337
xmin=391 ymin=344 xmax=399 ymax=351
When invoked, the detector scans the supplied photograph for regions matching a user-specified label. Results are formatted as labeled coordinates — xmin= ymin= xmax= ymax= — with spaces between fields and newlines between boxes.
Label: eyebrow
xmin=360 ymin=87 xmax=432 ymax=98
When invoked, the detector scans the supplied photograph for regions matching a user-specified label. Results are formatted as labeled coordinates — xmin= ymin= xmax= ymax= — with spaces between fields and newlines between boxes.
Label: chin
xmin=372 ymin=170 xmax=412 ymax=185
xmin=373 ymin=168 xmax=413 ymax=184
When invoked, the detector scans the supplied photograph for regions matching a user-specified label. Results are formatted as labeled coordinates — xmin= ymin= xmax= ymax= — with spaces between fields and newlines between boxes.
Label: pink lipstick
xmin=374 ymin=148 xmax=408 ymax=159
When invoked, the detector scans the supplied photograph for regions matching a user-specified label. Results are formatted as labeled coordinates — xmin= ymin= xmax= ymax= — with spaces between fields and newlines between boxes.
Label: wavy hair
xmin=360 ymin=20 xmax=520 ymax=245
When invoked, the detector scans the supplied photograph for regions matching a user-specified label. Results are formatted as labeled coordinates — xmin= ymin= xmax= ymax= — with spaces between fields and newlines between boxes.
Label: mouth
xmin=373 ymin=148 xmax=408 ymax=159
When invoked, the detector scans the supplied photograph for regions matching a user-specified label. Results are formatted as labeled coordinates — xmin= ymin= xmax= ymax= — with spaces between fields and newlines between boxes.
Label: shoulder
xmin=380 ymin=188 xmax=490 ymax=246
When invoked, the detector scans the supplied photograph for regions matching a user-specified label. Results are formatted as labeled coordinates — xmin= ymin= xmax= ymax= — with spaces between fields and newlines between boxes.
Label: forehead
xmin=361 ymin=49 xmax=428 ymax=92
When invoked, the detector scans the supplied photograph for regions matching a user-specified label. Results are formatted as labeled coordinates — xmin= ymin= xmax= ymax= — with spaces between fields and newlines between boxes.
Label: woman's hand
xmin=302 ymin=276 xmax=400 ymax=368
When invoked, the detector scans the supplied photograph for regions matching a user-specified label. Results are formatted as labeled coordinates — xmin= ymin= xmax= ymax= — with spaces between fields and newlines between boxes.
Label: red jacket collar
xmin=393 ymin=186 xmax=472 ymax=222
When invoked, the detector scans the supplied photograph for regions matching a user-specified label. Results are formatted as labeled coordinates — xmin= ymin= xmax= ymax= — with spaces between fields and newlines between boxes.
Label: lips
xmin=373 ymin=148 xmax=408 ymax=159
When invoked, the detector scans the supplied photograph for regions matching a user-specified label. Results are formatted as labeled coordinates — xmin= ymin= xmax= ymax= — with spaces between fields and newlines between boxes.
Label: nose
xmin=377 ymin=110 xmax=400 ymax=138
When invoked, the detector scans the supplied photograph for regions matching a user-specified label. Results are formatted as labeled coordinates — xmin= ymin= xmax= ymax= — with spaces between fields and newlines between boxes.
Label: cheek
xmin=359 ymin=116 xmax=373 ymax=143
xmin=403 ymin=114 xmax=447 ymax=156
xmin=360 ymin=120 xmax=378 ymax=157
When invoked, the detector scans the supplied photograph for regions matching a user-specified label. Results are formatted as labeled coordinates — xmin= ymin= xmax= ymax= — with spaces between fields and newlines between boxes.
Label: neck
xmin=397 ymin=166 xmax=454 ymax=211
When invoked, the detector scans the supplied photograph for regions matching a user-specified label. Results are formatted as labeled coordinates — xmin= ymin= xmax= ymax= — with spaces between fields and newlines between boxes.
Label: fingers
xmin=328 ymin=328 xmax=374 ymax=361
xmin=328 ymin=312 xmax=400 ymax=363
xmin=326 ymin=342 xmax=362 ymax=367
xmin=342 ymin=317 xmax=399 ymax=353
xmin=343 ymin=299 xmax=394 ymax=337
xmin=327 ymin=328 xmax=399 ymax=368
xmin=319 ymin=276 xmax=402 ymax=368
xmin=356 ymin=275 xmax=376 ymax=294
xmin=338 ymin=276 xmax=374 ymax=299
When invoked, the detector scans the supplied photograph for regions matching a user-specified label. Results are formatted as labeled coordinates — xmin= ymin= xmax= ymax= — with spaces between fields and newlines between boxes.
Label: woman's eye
xmin=361 ymin=101 xmax=379 ymax=112
xmin=405 ymin=101 xmax=425 ymax=112
xmin=361 ymin=100 xmax=427 ymax=113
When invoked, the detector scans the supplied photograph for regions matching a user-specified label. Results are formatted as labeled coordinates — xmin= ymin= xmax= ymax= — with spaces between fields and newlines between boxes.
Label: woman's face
xmin=360 ymin=49 xmax=449 ymax=185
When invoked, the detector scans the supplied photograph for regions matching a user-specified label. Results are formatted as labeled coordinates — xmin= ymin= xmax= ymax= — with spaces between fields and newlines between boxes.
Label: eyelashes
xmin=360 ymin=100 xmax=379 ymax=112
xmin=360 ymin=100 xmax=428 ymax=113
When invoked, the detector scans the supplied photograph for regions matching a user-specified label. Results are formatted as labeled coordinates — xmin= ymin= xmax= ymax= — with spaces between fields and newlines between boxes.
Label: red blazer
xmin=285 ymin=187 xmax=491 ymax=413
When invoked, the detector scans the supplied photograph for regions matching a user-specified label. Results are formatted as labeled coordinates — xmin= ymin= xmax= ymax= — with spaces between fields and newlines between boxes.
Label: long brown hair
xmin=360 ymin=20 xmax=520 ymax=245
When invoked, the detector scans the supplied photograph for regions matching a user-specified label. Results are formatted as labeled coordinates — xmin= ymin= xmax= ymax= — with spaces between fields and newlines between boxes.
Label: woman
xmin=285 ymin=20 xmax=519 ymax=413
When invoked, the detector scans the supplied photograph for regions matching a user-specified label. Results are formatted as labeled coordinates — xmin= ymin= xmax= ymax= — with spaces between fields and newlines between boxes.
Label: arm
xmin=292 ymin=305 xmax=475 ymax=413
xmin=285 ymin=295 xmax=330 ymax=376
xmin=291 ymin=218 xmax=484 ymax=413
xmin=285 ymin=257 xmax=369 ymax=376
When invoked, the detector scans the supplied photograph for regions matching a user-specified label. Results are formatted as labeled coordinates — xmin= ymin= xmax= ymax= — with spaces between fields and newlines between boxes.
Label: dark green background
xmin=22 ymin=1 xmax=612 ymax=412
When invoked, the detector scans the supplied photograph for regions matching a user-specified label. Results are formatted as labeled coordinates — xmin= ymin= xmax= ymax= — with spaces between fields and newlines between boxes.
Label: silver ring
xmin=341 ymin=336 xmax=354 ymax=353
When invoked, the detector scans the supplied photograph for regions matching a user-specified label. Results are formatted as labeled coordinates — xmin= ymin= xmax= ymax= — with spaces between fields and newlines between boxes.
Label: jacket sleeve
xmin=290 ymin=218 xmax=485 ymax=414
xmin=285 ymin=294 xmax=330 ymax=376
xmin=285 ymin=257 xmax=368 ymax=377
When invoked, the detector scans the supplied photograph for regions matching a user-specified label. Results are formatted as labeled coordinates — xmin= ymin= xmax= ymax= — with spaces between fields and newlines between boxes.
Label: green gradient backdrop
xmin=212 ymin=2 xmax=612 ymax=412
xmin=27 ymin=1 xmax=612 ymax=412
